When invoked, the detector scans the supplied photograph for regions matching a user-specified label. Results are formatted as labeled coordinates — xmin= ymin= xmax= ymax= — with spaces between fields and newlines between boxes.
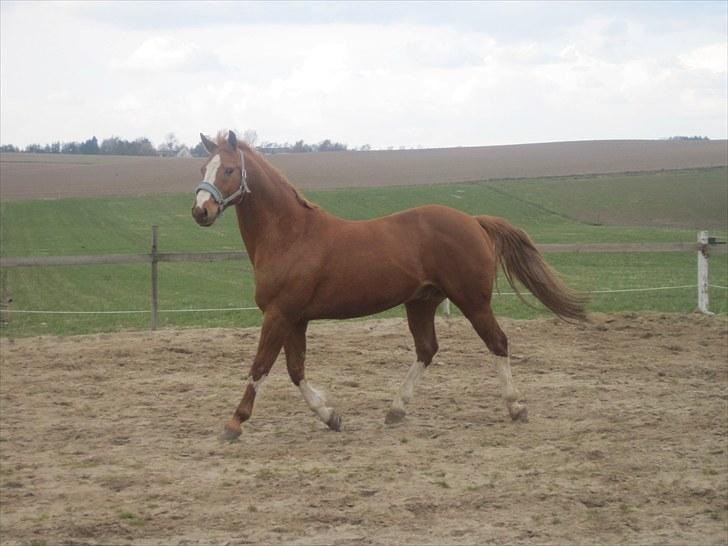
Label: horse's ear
xmin=227 ymin=130 xmax=238 ymax=150
xmin=200 ymin=133 xmax=217 ymax=154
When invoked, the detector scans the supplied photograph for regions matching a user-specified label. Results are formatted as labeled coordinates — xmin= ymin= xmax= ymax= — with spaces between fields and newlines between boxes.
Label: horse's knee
xmin=415 ymin=337 xmax=438 ymax=365
xmin=287 ymin=367 xmax=304 ymax=386
xmin=485 ymin=331 xmax=508 ymax=357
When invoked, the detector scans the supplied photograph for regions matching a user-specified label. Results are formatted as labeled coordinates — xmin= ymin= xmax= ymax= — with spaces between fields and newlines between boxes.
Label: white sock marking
xmin=251 ymin=374 xmax=266 ymax=393
xmin=299 ymin=379 xmax=333 ymax=423
xmin=392 ymin=360 xmax=425 ymax=412
xmin=496 ymin=350 xmax=519 ymax=404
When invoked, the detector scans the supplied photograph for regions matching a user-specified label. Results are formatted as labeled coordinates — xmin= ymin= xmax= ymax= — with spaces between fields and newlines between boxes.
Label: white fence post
xmin=697 ymin=231 xmax=713 ymax=316
xmin=441 ymin=298 xmax=451 ymax=317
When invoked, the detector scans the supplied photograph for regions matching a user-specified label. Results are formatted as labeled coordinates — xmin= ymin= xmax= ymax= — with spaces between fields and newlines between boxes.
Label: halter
xmin=195 ymin=149 xmax=250 ymax=214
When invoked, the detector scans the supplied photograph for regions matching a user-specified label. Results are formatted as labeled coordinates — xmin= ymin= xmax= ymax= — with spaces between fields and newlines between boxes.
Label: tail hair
xmin=477 ymin=215 xmax=587 ymax=322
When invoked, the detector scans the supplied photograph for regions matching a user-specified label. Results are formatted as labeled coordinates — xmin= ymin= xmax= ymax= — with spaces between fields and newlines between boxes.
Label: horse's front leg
xmin=284 ymin=321 xmax=342 ymax=431
xmin=222 ymin=310 xmax=289 ymax=440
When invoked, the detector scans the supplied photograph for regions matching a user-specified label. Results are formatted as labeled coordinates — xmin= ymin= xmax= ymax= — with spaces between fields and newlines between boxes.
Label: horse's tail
xmin=476 ymin=215 xmax=588 ymax=321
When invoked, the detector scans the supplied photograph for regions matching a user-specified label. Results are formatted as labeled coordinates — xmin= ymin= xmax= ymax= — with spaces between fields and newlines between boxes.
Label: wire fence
xmin=1 ymin=228 xmax=726 ymax=328
xmin=2 ymin=283 xmax=726 ymax=315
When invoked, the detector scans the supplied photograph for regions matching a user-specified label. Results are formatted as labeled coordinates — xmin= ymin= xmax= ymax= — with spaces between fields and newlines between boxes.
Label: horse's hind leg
xmin=463 ymin=303 xmax=528 ymax=423
xmin=385 ymin=298 xmax=442 ymax=425
xmin=285 ymin=321 xmax=341 ymax=431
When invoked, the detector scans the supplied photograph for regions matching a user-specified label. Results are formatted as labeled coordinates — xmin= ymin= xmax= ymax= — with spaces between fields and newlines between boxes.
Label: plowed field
xmin=2 ymin=139 xmax=726 ymax=200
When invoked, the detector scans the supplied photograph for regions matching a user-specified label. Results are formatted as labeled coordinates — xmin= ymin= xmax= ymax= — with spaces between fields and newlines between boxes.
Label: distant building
xmin=176 ymin=146 xmax=192 ymax=158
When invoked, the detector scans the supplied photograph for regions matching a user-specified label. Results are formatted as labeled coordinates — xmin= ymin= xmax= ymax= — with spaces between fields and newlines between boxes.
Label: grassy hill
xmin=485 ymin=168 xmax=727 ymax=230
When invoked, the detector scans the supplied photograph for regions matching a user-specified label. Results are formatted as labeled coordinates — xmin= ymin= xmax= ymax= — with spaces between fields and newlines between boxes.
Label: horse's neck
xmin=234 ymin=154 xmax=308 ymax=262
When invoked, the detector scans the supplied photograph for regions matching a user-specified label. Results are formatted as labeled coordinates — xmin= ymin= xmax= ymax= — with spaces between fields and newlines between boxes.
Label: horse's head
xmin=191 ymin=130 xmax=248 ymax=227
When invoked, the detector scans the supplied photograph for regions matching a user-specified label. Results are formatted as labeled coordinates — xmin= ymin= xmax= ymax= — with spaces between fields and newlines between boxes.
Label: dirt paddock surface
xmin=1 ymin=313 xmax=726 ymax=545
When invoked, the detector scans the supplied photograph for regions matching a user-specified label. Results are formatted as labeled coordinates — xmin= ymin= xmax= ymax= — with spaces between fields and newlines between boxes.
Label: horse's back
xmin=321 ymin=204 xmax=497 ymax=291
xmin=378 ymin=204 xmax=495 ymax=264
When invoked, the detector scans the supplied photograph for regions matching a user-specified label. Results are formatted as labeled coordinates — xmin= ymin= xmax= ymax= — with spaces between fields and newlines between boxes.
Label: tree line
xmin=258 ymin=139 xmax=360 ymax=154
xmin=667 ymin=136 xmax=710 ymax=141
xmin=0 ymin=132 xmax=364 ymax=157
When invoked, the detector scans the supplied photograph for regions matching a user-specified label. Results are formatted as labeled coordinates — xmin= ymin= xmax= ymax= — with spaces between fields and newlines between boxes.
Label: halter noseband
xmin=194 ymin=150 xmax=250 ymax=214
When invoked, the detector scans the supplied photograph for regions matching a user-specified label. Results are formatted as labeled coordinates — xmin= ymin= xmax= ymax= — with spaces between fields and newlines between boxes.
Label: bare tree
xmin=158 ymin=133 xmax=180 ymax=157
xmin=243 ymin=129 xmax=258 ymax=147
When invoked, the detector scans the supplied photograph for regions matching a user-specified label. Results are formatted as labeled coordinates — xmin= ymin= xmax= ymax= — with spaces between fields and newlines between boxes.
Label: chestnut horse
xmin=192 ymin=131 xmax=586 ymax=439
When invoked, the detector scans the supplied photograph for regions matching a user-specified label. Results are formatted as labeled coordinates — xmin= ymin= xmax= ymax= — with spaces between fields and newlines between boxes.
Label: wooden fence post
xmin=697 ymin=231 xmax=713 ymax=316
xmin=1 ymin=270 xmax=8 ymax=326
xmin=151 ymin=225 xmax=159 ymax=329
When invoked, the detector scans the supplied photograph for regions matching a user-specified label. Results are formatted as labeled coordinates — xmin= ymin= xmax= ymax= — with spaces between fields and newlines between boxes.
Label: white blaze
xmin=195 ymin=154 xmax=220 ymax=208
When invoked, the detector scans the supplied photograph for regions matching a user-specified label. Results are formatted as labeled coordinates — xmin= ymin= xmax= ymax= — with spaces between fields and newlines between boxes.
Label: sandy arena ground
xmin=1 ymin=313 xmax=726 ymax=545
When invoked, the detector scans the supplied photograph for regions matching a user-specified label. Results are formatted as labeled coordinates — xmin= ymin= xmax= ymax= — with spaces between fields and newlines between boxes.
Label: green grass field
xmin=485 ymin=167 xmax=728 ymax=230
xmin=1 ymin=167 xmax=726 ymax=337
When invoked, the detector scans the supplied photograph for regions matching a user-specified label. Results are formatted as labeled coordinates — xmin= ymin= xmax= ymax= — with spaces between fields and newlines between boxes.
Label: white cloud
xmin=679 ymin=43 xmax=728 ymax=74
xmin=111 ymin=36 xmax=215 ymax=72
xmin=46 ymin=90 xmax=74 ymax=104
xmin=1 ymin=2 xmax=726 ymax=148
xmin=114 ymin=94 xmax=144 ymax=113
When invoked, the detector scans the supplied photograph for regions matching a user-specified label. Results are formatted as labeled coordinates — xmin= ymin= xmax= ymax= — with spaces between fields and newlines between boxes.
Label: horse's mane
xmin=215 ymin=132 xmax=317 ymax=210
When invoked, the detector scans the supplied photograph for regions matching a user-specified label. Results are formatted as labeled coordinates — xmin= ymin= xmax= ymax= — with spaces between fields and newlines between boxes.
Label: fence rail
xmin=1 ymin=243 xmax=721 ymax=269
xmin=0 ymin=251 xmax=250 ymax=268
xmin=1 ymin=226 xmax=725 ymax=328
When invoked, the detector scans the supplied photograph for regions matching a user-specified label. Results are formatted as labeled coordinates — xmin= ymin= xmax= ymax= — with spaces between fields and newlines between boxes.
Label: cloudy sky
xmin=1 ymin=1 xmax=726 ymax=149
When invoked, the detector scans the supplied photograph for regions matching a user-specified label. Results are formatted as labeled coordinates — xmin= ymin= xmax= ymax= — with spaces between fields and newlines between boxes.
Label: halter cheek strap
xmin=194 ymin=149 xmax=250 ymax=214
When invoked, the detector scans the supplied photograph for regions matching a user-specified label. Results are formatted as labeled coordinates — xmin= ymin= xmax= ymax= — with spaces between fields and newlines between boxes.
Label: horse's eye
xmin=224 ymin=168 xmax=234 ymax=176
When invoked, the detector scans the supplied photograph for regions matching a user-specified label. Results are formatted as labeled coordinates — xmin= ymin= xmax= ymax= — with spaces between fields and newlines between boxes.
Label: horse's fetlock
xmin=235 ymin=408 xmax=252 ymax=422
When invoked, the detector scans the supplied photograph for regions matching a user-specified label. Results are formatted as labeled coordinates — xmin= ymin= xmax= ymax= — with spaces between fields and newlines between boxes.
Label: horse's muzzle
xmin=192 ymin=204 xmax=216 ymax=227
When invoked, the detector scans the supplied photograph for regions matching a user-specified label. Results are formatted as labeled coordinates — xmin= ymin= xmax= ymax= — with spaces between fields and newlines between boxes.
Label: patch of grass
xmin=3 ymin=169 xmax=723 ymax=258
xmin=119 ymin=511 xmax=145 ymax=526
xmin=254 ymin=469 xmax=276 ymax=481
xmin=1 ymin=168 xmax=726 ymax=337
xmin=484 ymin=167 xmax=728 ymax=231
xmin=705 ymin=509 xmax=723 ymax=521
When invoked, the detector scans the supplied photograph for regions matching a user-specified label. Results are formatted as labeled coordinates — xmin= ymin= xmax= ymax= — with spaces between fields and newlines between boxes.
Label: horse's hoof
xmin=221 ymin=422 xmax=242 ymax=442
xmin=326 ymin=411 xmax=342 ymax=432
xmin=385 ymin=408 xmax=406 ymax=425
xmin=510 ymin=404 xmax=529 ymax=423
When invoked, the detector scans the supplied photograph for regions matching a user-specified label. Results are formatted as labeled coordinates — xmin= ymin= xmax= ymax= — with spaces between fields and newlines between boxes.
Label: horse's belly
xmin=307 ymin=261 xmax=421 ymax=320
